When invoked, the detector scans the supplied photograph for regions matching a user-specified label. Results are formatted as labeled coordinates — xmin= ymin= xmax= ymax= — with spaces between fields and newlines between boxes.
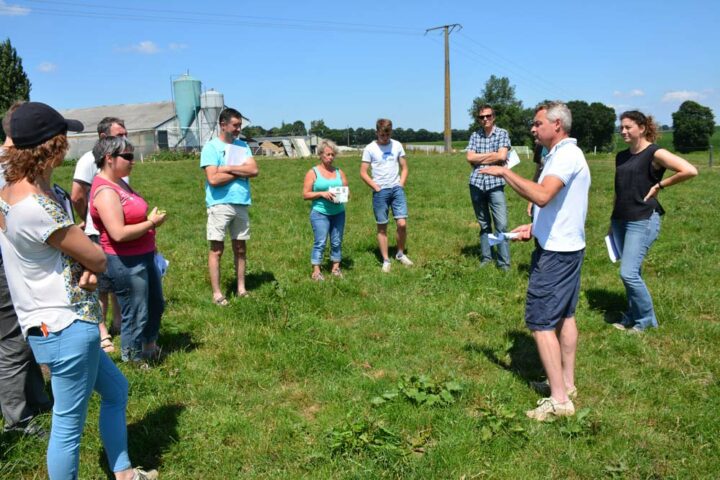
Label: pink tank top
xmin=89 ymin=176 xmax=156 ymax=256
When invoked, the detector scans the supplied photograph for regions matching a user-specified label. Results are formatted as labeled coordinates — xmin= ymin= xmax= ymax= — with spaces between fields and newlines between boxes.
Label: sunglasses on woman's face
xmin=115 ymin=153 xmax=134 ymax=161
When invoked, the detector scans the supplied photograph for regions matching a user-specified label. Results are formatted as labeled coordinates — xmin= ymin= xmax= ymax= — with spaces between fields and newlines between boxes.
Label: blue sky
xmin=2 ymin=0 xmax=717 ymax=132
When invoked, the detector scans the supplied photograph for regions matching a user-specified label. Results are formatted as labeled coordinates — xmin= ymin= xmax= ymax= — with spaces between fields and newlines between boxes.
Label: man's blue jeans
xmin=28 ymin=320 xmax=131 ymax=479
xmin=611 ymin=211 xmax=661 ymax=330
xmin=106 ymin=252 xmax=164 ymax=361
xmin=310 ymin=209 xmax=345 ymax=265
xmin=469 ymin=185 xmax=510 ymax=268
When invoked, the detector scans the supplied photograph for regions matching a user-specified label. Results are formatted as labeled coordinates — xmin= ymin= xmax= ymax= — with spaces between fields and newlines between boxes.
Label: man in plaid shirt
xmin=466 ymin=104 xmax=512 ymax=270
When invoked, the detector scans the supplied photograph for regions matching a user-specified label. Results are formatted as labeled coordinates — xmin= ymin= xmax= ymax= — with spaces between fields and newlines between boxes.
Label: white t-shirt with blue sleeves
xmin=200 ymin=138 xmax=253 ymax=207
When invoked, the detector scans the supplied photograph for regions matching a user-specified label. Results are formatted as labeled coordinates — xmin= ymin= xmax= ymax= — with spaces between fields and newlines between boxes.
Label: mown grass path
xmin=2 ymin=152 xmax=718 ymax=478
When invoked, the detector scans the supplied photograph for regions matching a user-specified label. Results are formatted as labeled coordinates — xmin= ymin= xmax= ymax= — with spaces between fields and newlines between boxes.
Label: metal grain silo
xmin=201 ymin=89 xmax=225 ymax=127
xmin=172 ymin=73 xmax=201 ymax=134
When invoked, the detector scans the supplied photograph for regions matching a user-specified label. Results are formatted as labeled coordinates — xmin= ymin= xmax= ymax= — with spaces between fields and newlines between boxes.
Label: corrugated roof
xmin=58 ymin=101 xmax=177 ymax=133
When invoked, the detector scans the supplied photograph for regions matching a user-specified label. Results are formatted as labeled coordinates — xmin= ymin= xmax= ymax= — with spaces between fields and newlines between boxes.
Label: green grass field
xmin=2 ymin=152 xmax=719 ymax=479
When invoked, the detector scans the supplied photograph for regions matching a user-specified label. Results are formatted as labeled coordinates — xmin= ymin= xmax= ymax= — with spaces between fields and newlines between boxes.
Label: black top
xmin=612 ymin=144 xmax=666 ymax=221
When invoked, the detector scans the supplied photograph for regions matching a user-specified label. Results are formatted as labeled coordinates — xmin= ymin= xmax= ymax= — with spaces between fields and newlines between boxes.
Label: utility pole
xmin=426 ymin=23 xmax=462 ymax=153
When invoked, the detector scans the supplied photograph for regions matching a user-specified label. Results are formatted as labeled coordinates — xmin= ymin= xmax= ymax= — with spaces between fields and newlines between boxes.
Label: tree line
xmin=243 ymin=119 xmax=472 ymax=146
xmin=1 ymin=39 xmax=715 ymax=153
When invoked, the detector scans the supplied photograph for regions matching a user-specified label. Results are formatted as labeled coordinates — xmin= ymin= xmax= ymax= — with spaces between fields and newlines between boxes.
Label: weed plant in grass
xmin=2 ymin=153 xmax=718 ymax=478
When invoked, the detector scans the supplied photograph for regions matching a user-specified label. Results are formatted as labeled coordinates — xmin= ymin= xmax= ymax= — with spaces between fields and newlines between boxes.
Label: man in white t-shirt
xmin=360 ymin=118 xmax=412 ymax=273
xmin=71 ymin=117 xmax=127 ymax=350
xmin=483 ymin=102 xmax=590 ymax=421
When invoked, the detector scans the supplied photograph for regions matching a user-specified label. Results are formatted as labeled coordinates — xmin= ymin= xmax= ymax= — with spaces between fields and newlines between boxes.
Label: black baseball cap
xmin=10 ymin=102 xmax=84 ymax=148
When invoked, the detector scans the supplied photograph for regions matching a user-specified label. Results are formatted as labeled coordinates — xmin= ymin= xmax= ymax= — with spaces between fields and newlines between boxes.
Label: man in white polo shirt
xmin=483 ymin=101 xmax=590 ymax=421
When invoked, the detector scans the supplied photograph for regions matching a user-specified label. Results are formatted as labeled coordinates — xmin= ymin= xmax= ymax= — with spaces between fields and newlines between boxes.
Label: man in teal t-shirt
xmin=200 ymin=108 xmax=259 ymax=305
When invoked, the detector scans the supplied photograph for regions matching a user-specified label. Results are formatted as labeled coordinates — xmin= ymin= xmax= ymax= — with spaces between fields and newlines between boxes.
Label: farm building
xmin=60 ymin=73 xmax=315 ymax=160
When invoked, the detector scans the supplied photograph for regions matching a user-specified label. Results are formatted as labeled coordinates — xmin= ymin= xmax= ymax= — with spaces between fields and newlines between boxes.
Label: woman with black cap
xmin=0 ymin=102 xmax=157 ymax=479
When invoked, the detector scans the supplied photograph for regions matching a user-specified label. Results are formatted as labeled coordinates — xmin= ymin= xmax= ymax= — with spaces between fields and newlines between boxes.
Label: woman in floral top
xmin=0 ymin=102 xmax=157 ymax=479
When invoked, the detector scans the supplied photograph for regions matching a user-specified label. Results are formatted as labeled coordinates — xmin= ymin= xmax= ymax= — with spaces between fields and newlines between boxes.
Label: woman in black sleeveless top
xmin=610 ymin=111 xmax=697 ymax=332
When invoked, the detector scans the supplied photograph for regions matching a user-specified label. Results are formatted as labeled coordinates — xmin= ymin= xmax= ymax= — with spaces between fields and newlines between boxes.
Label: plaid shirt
xmin=466 ymin=127 xmax=511 ymax=190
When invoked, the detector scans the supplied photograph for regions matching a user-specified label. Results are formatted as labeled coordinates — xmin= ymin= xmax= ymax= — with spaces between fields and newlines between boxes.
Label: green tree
xmin=291 ymin=120 xmax=307 ymax=136
xmin=566 ymin=100 xmax=592 ymax=150
xmin=309 ymin=119 xmax=327 ymax=136
xmin=242 ymin=125 xmax=266 ymax=138
xmin=672 ymin=101 xmax=715 ymax=152
xmin=589 ymin=102 xmax=616 ymax=152
xmin=566 ymin=100 xmax=616 ymax=152
xmin=468 ymin=75 xmax=533 ymax=147
xmin=0 ymin=38 xmax=31 ymax=141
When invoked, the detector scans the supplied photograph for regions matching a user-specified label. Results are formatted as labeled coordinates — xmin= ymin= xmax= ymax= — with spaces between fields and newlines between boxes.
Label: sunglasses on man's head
xmin=115 ymin=153 xmax=134 ymax=161
xmin=477 ymin=114 xmax=493 ymax=120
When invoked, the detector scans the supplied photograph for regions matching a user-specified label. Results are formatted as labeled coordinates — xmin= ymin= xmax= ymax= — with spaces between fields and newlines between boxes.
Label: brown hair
xmin=476 ymin=104 xmax=494 ymax=117
xmin=620 ymin=110 xmax=658 ymax=143
xmin=2 ymin=134 xmax=68 ymax=184
xmin=376 ymin=118 xmax=393 ymax=132
xmin=1 ymin=101 xmax=26 ymax=137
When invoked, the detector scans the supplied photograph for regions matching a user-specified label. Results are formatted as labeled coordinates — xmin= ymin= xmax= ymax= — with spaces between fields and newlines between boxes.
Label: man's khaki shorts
xmin=206 ymin=204 xmax=250 ymax=241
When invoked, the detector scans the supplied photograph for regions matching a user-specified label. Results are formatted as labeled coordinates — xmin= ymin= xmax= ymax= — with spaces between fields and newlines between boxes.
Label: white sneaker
xmin=526 ymin=397 xmax=575 ymax=421
xmin=381 ymin=260 xmax=392 ymax=273
xmin=395 ymin=253 xmax=413 ymax=266
xmin=132 ymin=467 xmax=158 ymax=480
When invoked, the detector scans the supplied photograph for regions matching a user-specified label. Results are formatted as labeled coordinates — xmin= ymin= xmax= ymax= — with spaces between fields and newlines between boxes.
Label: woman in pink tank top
xmin=90 ymin=136 xmax=168 ymax=364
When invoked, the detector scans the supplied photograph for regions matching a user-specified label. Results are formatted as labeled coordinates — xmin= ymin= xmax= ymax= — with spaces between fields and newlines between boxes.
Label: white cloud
xmin=37 ymin=62 xmax=57 ymax=73
xmin=117 ymin=41 xmax=160 ymax=54
xmin=0 ymin=0 xmax=30 ymax=15
xmin=613 ymin=89 xmax=645 ymax=98
xmin=133 ymin=41 xmax=160 ymax=54
xmin=116 ymin=41 xmax=189 ymax=55
xmin=662 ymin=90 xmax=703 ymax=102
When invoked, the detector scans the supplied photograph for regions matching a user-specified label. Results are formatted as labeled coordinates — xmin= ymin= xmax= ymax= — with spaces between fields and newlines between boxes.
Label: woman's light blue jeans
xmin=27 ymin=320 xmax=131 ymax=479
xmin=106 ymin=252 xmax=164 ymax=362
xmin=611 ymin=211 xmax=661 ymax=330
xmin=310 ymin=209 xmax=345 ymax=265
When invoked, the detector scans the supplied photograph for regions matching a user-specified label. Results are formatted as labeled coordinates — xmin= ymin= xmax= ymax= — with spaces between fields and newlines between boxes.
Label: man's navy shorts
xmin=525 ymin=247 xmax=584 ymax=331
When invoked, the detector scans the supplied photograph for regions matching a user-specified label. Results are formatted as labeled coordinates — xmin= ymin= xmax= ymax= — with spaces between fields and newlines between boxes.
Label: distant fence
xmin=404 ymin=144 xmax=447 ymax=153
xmin=405 ymin=144 xmax=533 ymax=159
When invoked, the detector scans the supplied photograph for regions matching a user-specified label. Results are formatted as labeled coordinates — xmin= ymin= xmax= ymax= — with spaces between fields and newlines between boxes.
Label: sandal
xmin=213 ymin=296 xmax=229 ymax=306
xmin=100 ymin=335 xmax=115 ymax=353
xmin=311 ymin=272 xmax=325 ymax=282
xmin=237 ymin=291 xmax=249 ymax=298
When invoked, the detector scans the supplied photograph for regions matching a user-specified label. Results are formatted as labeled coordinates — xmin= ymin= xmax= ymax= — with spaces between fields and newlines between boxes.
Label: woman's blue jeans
xmin=106 ymin=252 xmax=164 ymax=361
xmin=28 ymin=320 xmax=131 ymax=479
xmin=611 ymin=211 xmax=661 ymax=330
xmin=310 ymin=210 xmax=345 ymax=265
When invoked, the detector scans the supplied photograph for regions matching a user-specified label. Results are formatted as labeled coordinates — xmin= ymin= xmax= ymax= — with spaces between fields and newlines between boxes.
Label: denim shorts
xmin=89 ymin=234 xmax=112 ymax=293
xmin=525 ymin=247 xmax=584 ymax=331
xmin=372 ymin=186 xmax=408 ymax=224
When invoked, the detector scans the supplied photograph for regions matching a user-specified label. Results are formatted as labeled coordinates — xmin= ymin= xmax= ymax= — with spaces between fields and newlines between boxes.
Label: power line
xmin=17 ymin=1 xmax=423 ymax=36
xmin=457 ymin=32 xmax=565 ymax=96
xmin=448 ymin=37 xmax=564 ymax=101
